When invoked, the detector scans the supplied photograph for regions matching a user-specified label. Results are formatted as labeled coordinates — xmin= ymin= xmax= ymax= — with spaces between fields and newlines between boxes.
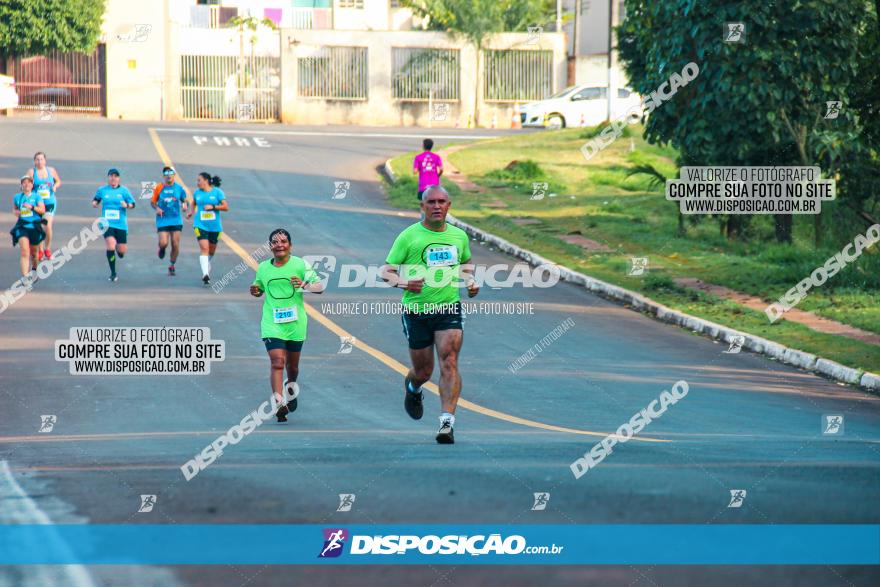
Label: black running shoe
xmin=436 ymin=420 xmax=454 ymax=444
xmin=285 ymin=380 xmax=298 ymax=413
xmin=109 ymin=274 xmax=118 ymax=282
xmin=202 ymin=274 xmax=210 ymax=285
xmin=276 ymin=403 xmax=289 ymax=423
xmin=168 ymin=265 xmax=175 ymax=276
xmin=158 ymin=247 xmax=166 ymax=260
xmin=404 ymin=377 xmax=424 ymax=420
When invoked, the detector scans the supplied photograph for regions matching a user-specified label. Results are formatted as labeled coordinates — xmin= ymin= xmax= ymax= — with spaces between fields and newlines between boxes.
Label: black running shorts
xmin=401 ymin=302 xmax=463 ymax=349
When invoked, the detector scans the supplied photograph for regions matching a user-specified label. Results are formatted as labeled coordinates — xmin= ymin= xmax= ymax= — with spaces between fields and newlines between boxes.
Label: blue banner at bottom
xmin=0 ymin=525 xmax=877 ymax=565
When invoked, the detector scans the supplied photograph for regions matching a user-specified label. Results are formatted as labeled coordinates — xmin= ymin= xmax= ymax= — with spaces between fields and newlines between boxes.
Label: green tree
xmin=0 ymin=0 xmax=105 ymax=70
xmin=833 ymin=0 xmax=880 ymax=234
xmin=227 ymin=15 xmax=278 ymax=85
xmin=401 ymin=0 xmax=555 ymax=125
xmin=618 ymin=0 xmax=873 ymax=244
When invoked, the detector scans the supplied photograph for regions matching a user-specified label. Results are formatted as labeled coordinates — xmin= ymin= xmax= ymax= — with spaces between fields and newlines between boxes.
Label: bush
xmin=487 ymin=159 xmax=546 ymax=181
xmin=484 ymin=159 xmax=566 ymax=195
xmin=643 ymin=274 xmax=680 ymax=292
xmin=579 ymin=121 xmax=633 ymax=140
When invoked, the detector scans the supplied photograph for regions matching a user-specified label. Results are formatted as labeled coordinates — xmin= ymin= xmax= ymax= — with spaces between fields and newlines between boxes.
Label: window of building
xmin=298 ymin=46 xmax=369 ymax=100
xmin=484 ymin=50 xmax=553 ymax=102
xmin=392 ymin=48 xmax=460 ymax=101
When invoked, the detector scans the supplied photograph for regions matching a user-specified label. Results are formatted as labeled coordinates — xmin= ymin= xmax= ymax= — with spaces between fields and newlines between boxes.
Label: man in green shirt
xmin=382 ymin=186 xmax=480 ymax=444
xmin=250 ymin=228 xmax=324 ymax=422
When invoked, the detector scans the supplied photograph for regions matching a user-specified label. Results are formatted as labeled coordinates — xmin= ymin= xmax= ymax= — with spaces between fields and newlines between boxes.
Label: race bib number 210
xmin=274 ymin=306 xmax=298 ymax=323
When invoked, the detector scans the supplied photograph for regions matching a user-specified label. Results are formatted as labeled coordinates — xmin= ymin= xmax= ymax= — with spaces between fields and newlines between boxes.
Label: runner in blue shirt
xmin=150 ymin=166 xmax=189 ymax=276
xmin=92 ymin=168 xmax=136 ymax=282
xmin=10 ymin=175 xmax=46 ymax=278
xmin=26 ymin=151 xmax=62 ymax=262
xmin=185 ymin=172 xmax=228 ymax=286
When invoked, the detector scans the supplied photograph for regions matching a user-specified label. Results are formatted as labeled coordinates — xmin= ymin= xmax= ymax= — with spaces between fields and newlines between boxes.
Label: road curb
xmin=383 ymin=159 xmax=397 ymax=184
xmin=381 ymin=158 xmax=879 ymax=392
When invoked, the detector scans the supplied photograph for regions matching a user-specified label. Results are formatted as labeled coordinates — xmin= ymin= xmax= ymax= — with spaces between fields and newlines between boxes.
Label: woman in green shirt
xmin=250 ymin=228 xmax=324 ymax=422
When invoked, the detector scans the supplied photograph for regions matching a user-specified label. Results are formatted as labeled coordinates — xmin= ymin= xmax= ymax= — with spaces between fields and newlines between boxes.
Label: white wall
xmin=97 ymin=0 xmax=566 ymax=125
xmin=178 ymin=27 xmax=280 ymax=57
xmin=279 ymin=29 xmax=566 ymax=127
xmin=101 ymin=0 xmax=168 ymax=120
xmin=575 ymin=55 xmax=627 ymax=88
xmin=333 ymin=0 xmax=389 ymax=30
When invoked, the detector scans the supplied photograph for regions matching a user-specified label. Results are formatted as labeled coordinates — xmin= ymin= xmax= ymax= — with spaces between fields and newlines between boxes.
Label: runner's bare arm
xmin=461 ymin=261 xmax=479 ymax=298
xmin=50 ymin=167 xmax=62 ymax=191
xmin=381 ymin=264 xmax=424 ymax=292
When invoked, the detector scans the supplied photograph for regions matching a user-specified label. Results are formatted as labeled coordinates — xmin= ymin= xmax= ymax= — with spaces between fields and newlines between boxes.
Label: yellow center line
xmin=146 ymin=128 xmax=668 ymax=443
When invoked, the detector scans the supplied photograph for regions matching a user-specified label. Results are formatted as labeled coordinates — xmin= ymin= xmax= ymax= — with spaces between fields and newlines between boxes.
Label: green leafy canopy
xmin=0 ymin=0 xmax=106 ymax=58
xmin=400 ymin=0 xmax=556 ymax=47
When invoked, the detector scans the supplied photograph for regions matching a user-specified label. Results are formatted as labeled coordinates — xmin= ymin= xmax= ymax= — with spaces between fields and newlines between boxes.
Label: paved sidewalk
xmin=676 ymin=278 xmax=880 ymax=345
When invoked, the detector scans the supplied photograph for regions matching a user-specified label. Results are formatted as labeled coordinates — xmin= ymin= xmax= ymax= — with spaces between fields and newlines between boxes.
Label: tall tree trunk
xmin=775 ymin=214 xmax=793 ymax=243
xmin=726 ymin=215 xmax=742 ymax=240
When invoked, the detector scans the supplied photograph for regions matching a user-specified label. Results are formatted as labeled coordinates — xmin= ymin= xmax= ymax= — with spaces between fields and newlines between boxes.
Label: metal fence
xmin=298 ymin=46 xmax=368 ymax=100
xmin=483 ymin=49 xmax=553 ymax=102
xmin=391 ymin=48 xmax=460 ymax=101
xmin=11 ymin=47 xmax=106 ymax=113
xmin=180 ymin=55 xmax=280 ymax=121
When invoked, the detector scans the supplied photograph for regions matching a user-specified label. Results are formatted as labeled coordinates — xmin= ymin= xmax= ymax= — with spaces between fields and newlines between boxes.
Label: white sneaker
xmin=436 ymin=419 xmax=454 ymax=444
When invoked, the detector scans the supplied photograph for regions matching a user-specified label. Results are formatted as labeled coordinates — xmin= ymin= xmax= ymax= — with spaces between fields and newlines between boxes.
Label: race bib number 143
xmin=426 ymin=245 xmax=458 ymax=267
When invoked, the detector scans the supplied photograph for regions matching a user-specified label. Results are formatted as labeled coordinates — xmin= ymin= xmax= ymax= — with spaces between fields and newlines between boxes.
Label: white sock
xmin=199 ymin=255 xmax=210 ymax=276
xmin=440 ymin=413 xmax=455 ymax=427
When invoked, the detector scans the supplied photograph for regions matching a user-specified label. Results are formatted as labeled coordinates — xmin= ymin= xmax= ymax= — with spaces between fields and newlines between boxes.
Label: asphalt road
xmin=0 ymin=118 xmax=878 ymax=587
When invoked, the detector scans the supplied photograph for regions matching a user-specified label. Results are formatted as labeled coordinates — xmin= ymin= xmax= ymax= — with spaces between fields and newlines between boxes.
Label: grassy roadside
xmin=382 ymin=128 xmax=880 ymax=374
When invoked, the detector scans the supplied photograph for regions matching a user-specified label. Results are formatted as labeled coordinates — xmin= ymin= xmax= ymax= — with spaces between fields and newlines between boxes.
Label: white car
xmin=520 ymin=85 xmax=642 ymax=129
xmin=0 ymin=75 xmax=19 ymax=110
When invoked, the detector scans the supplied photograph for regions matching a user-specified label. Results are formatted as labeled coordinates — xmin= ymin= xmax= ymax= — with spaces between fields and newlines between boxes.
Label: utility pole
xmin=572 ymin=0 xmax=581 ymax=84
xmin=605 ymin=0 xmax=613 ymax=122
xmin=556 ymin=0 xmax=562 ymax=33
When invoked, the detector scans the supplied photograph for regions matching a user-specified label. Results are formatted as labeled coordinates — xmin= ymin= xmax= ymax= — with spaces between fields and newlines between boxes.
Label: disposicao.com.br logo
xmin=318 ymin=529 xmax=563 ymax=558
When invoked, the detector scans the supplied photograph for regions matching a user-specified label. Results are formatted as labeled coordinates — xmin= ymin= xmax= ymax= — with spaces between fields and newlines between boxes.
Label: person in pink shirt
xmin=413 ymin=139 xmax=443 ymax=200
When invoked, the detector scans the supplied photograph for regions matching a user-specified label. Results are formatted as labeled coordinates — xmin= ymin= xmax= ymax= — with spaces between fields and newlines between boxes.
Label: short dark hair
xmin=423 ymin=138 xmax=434 ymax=151
xmin=269 ymin=228 xmax=291 ymax=244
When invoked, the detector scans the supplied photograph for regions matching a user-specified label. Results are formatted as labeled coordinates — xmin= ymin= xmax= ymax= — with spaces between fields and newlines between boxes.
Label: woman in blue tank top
xmin=185 ymin=172 xmax=229 ymax=286
xmin=27 ymin=152 xmax=62 ymax=262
